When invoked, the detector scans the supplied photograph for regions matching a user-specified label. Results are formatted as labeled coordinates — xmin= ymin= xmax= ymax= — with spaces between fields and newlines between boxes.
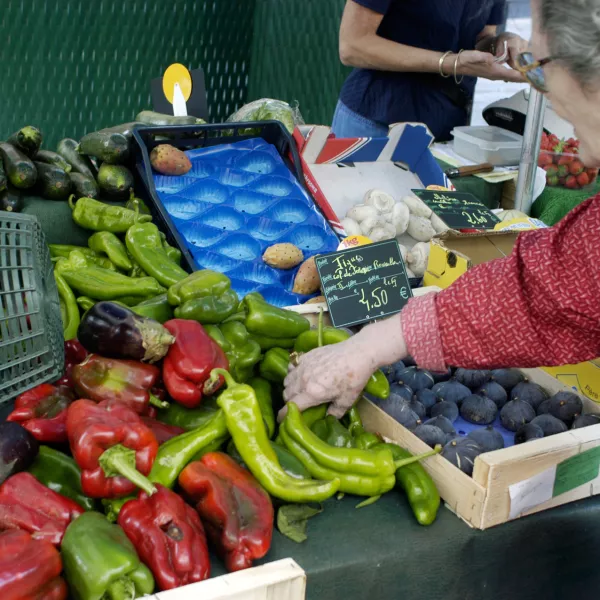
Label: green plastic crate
xmin=0 ymin=213 xmax=64 ymax=403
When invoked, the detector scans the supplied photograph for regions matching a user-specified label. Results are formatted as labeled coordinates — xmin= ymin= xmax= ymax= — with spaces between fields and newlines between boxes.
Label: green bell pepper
xmin=259 ymin=347 xmax=290 ymax=383
xmin=28 ymin=446 xmax=97 ymax=511
xmin=129 ymin=293 xmax=174 ymax=323
xmin=206 ymin=322 xmax=261 ymax=382
xmin=88 ymin=231 xmax=132 ymax=272
xmin=62 ymin=512 xmax=155 ymax=600
xmin=249 ymin=333 xmax=296 ymax=351
xmin=311 ymin=415 xmax=355 ymax=449
xmin=156 ymin=403 xmax=219 ymax=431
xmin=174 ymin=289 xmax=239 ymax=324
xmin=243 ymin=293 xmax=310 ymax=339
xmin=167 ymin=269 xmax=231 ymax=306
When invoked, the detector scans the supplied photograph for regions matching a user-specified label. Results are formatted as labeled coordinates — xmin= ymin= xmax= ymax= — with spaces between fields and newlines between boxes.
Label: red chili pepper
xmin=7 ymin=384 xmax=74 ymax=443
xmin=162 ymin=320 xmax=228 ymax=408
xmin=140 ymin=417 xmax=185 ymax=444
xmin=66 ymin=399 xmax=159 ymax=499
xmin=55 ymin=340 xmax=88 ymax=387
xmin=0 ymin=529 xmax=67 ymax=600
xmin=179 ymin=452 xmax=273 ymax=572
xmin=0 ymin=473 xmax=83 ymax=546
xmin=71 ymin=355 xmax=167 ymax=414
xmin=118 ymin=484 xmax=210 ymax=590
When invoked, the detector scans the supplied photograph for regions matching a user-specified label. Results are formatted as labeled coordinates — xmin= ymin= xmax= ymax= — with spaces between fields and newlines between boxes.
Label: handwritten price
xmin=461 ymin=210 xmax=493 ymax=227
xmin=358 ymin=287 xmax=388 ymax=312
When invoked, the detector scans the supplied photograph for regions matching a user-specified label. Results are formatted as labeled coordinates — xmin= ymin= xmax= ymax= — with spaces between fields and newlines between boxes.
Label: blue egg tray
xmin=135 ymin=125 xmax=340 ymax=307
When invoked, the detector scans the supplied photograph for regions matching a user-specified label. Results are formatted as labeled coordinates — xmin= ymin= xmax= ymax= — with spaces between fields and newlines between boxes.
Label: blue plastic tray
xmin=152 ymin=138 xmax=340 ymax=307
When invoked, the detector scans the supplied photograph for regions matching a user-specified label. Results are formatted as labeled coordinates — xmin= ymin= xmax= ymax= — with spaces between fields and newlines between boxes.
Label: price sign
xmin=315 ymin=240 xmax=412 ymax=329
xmin=411 ymin=189 xmax=500 ymax=230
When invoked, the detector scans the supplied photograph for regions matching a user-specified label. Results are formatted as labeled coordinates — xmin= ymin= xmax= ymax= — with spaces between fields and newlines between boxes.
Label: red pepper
xmin=55 ymin=340 xmax=88 ymax=387
xmin=6 ymin=384 xmax=74 ymax=443
xmin=162 ymin=320 xmax=228 ymax=408
xmin=71 ymin=355 xmax=167 ymax=414
xmin=179 ymin=452 xmax=273 ymax=572
xmin=0 ymin=529 xmax=67 ymax=600
xmin=118 ymin=484 xmax=210 ymax=590
xmin=66 ymin=399 xmax=159 ymax=499
xmin=0 ymin=473 xmax=83 ymax=546
xmin=141 ymin=417 xmax=185 ymax=444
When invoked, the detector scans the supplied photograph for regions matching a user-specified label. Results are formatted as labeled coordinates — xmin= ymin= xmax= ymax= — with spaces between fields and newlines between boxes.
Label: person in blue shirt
xmin=333 ymin=0 xmax=529 ymax=141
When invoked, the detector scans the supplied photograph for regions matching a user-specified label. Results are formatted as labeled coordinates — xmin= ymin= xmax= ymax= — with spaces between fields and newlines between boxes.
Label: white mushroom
xmin=406 ymin=267 xmax=416 ymax=278
xmin=360 ymin=215 xmax=386 ymax=235
xmin=391 ymin=201 xmax=410 ymax=235
xmin=407 ymin=216 xmax=436 ymax=242
xmin=407 ymin=242 xmax=430 ymax=277
xmin=368 ymin=224 xmax=396 ymax=242
xmin=402 ymin=195 xmax=432 ymax=218
xmin=363 ymin=189 xmax=395 ymax=213
xmin=341 ymin=217 xmax=362 ymax=236
xmin=346 ymin=204 xmax=379 ymax=223
xmin=397 ymin=243 xmax=413 ymax=264
xmin=430 ymin=212 xmax=449 ymax=234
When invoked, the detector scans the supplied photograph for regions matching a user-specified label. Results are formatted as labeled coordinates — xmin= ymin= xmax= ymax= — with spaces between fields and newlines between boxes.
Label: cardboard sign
xmin=316 ymin=240 xmax=412 ymax=328
xmin=411 ymin=189 xmax=500 ymax=230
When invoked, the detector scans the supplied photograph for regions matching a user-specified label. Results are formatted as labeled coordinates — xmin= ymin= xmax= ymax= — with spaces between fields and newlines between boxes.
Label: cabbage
xmin=227 ymin=98 xmax=304 ymax=133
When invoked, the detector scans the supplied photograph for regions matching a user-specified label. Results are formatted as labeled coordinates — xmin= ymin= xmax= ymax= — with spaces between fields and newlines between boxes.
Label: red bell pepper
xmin=0 ymin=472 xmax=83 ymax=546
xmin=140 ymin=417 xmax=185 ymax=444
xmin=0 ymin=529 xmax=67 ymax=600
xmin=55 ymin=339 xmax=88 ymax=388
xmin=179 ymin=452 xmax=273 ymax=572
xmin=118 ymin=484 xmax=210 ymax=590
xmin=71 ymin=354 xmax=167 ymax=414
xmin=66 ymin=399 xmax=159 ymax=499
xmin=6 ymin=384 xmax=74 ymax=443
xmin=162 ymin=320 xmax=228 ymax=408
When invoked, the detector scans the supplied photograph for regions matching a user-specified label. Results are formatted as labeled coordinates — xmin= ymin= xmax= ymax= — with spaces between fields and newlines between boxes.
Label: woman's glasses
xmin=516 ymin=52 xmax=554 ymax=93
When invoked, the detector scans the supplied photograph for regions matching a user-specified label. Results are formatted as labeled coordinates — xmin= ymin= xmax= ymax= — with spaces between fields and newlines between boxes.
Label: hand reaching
xmin=455 ymin=50 xmax=526 ymax=83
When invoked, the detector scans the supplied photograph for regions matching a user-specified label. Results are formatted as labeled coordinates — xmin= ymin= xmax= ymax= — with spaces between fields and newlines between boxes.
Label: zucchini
xmin=79 ymin=132 xmax=129 ymax=165
xmin=7 ymin=126 xmax=42 ymax=158
xmin=0 ymin=186 xmax=23 ymax=213
xmin=98 ymin=122 xmax=143 ymax=141
xmin=34 ymin=162 xmax=72 ymax=200
xmin=0 ymin=143 xmax=37 ymax=189
xmin=57 ymin=138 xmax=97 ymax=179
xmin=35 ymin=149 xmax=72 ymax=173
xmin=69 ymin=172 xmax=99 ymax=199
xmin=97 ymin=163 xmax=134 ymax=199
xmin=0 ymin=156 xmax=6 ymax=193
xmin=135 ymin=110 xmax=204 ymax=126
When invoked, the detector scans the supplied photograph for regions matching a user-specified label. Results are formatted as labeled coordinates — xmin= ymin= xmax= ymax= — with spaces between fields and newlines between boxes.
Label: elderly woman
xmin=284 ymin=0 xmax=600 ymax=418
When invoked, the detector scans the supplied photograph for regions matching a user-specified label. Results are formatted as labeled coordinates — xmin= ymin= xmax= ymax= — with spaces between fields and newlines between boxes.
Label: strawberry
xmin=538 ymin=152 xmax=553 ymax=168
xmin=565 ymin=175 xmax=579 ymax=189
xmin=557 ymin=154 xmax=572 ymax=166
xmin=544 ymin=164 xmax=558 ymax=176
xmin=547 ymin=175 xmax=559 ymax=186
xmin=558 ymin=177 xmax=567 ymax=186
xmin=569 ymin=159 xmax=584 ymax=175
xmin=557 ymin=164 xmax=569 ymax=178
xmin=576 ymin=172 xmax=591 ymax=187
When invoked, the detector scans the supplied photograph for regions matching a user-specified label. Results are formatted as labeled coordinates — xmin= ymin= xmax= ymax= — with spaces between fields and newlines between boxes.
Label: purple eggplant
xmin=77 ymin=301 xmax=175 ymax=363
xmin=0 ymin=422 xmax=39 ymax=484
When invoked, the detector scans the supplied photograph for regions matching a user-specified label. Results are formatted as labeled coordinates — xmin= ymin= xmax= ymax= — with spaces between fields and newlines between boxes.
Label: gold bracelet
xmin=454 ymin=49 xmax=465 ymax=84
xmin=439 ymin=51 xmax=453 ymax=78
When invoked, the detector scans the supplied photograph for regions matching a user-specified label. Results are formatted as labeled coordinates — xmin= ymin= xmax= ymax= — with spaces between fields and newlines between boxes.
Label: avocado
xmin=467 ymin=426 xmax=505 ymax=452
xmin=530 ymin=414 xmax=568 ymax=436
xmin=477 ymin=381 xmax=508 ymax=409
xmin=425 ymin=415 xmax=456 ymax=436
xmin=441 ymin=439 xmax=482 ymax=476
xmin=430 ymin=400 xmax=459 ymax=422
xmin=571 ymin=414 xmax=600 ymax=429
xmin=460 ymin=394 xmax=498 ymax=425
xmin=454 ymin=368 xmax=492 ymax=390
xmin=395 ymin=366 xmax=434 ymax=392
xmin=510 ymin=381 xmax=548 ymax=411
xmin=500 ymin=399 xmax=535 ymax=432
xmin=514 ymin=423 xmax=544 ymax=444
xmin=413 ymin=424 xmax=446 ymax=449
xmin=491 ymin=368 xmax=526 ymax=391
xmin=548 ymin=392 xmax=583 ymax=424
xmin=434 ymin=380 xmax=471 ymax=407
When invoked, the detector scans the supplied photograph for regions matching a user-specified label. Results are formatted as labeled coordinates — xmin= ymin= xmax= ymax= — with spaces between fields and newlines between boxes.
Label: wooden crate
xmin=358 ymin=368 xmax=600 ymax=529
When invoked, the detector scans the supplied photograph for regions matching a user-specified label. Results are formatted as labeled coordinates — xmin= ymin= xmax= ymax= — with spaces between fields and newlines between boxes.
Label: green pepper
xmin=365 ymin=370 xmax=390 ymax=401
xmin=167 ymin=270 xmax=231 ymax=306
xmin=55 ymin=250 xmax=165 ymax=301
xmin=69 ymin=195 xmax=152 ymax=233
xmin=207 ymin=322 xmax=261 ymax=382
xmin=174 ymin=289 xmax=239 ymax=324
xmin=273 ymin=404 xmax=327 ymax=446
xmin=259 ymin=347 xmax=290 ymax=383
xmin=88 ymin=231 xmax=132 ymax=272
xmin=243 ymin=293 xmax=310 ymax=339
xmin=62 ymin=512 xmax=155 ymax=600
xmin=129 ymin=293 xmax=174 ymax=323
xmin=156 ymin=403 xmax=219 ymax=431
xmin=49 ymin=244 xmax=117 ymax=271
xmin=159 ymin=233 xmax=182 ymax=265
xmin=375 ymin=442 xmax=440 ymax=526
xmin=125 ymin=221 xmax=188 ymax=287
xmin=248 ymin=377 xmax=276 ymax=438
xmin=250 ymin=333 xmax=296 ymax=351
xmin=55 ymin=271 xmax=80 ymax=340
xmin=345 ymin=406 xmax=382 ymax=450
xmin=28 ymin=446 xmax=97 ymax=511
xmin=311 ymin=416 xmax=355 ymax=449
xmin=77 ymin=296 xmax=95 ymax=313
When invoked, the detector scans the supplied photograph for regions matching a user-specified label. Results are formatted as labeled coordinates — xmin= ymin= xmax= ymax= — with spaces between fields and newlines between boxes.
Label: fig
xmin=434 ymin=380 xmax=471 ymax=406
xmin=514 ymin=423 xmax=544 ymax=444
xmin=477 ymin=381 xmax=508 ymax=410
xmin=467 ymin=426 xmax=505 ymax=452
xmin=441 ymin=439 xmax=482 ymax=476
xmin=460 ymin=394 xmax=498 ymax=425
xmin=491 ymin=368 xmax=525 ymax=391
xmin=395 ymin=366 xmax=434 ymax=392
xmin=413 ymin=424 xmax=446 ymax=449
xmin=407 ymin=399 xmax=427 ymax=421
xmin=548 ymin=392 xmax=583 ymax=424
xmin=510 ymin=381 xmax=548 ymax=411
xmin=454 ymin=368 xmax=492 ymax=390
xmin=375 ymin=400 xmax=421 ymax=430
xmin=572 ymin=414 xmax=600 ymax=429
xmin=531 ymin=414 xmax=568 ymax=436
xmin=500 ymin=399 xmax=535 ymax=432
xmin=425 ymin=415 xmax=456 ymax=436
xmin=415 ymin=389 xmax=437 ymax=415
xmin=431 ymin=367 xmax=453 ymax=383
xmin=537 ymin=399 xmax=551 ymax=415
xmin=382 ymin=360 xmax=405 ymax=383
xmin=389 ymin=383 xmax=413 ymax=403
xmin=430 ymin=400 xmax=459 ymax=422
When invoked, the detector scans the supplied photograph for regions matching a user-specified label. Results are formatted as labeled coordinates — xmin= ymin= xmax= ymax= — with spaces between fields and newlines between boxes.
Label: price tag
xmin=316 ymin=239 xmax=412 ymax=329
xmin=411 ymin=189 xmax=500 ymax=230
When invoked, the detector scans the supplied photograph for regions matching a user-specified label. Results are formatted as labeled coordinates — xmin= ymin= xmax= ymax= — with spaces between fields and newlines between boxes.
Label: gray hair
xmin=540 ymin=0 xmax=600 ymax=86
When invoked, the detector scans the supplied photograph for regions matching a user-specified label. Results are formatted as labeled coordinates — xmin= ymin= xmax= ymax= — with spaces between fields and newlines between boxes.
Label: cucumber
xmin=0 ymin=186 xmax=23 ymax=213
xmin=0 ymin=143 xmax=37 ymax=189
xmin=57 ymin=138 xmax=97 ymax=179
xmin=34 ymin=162 xmax=72 ymax=200
xmin=69 ymin=172 xmax=99 ymax=199
xmin=98 ymin=122 xmax=143 ymax=141
xmin=7 ymin=126 xmax=43 ymax=158
xmin=35 ymin=149 xmax=72 ymax=173
xmin=0 ymin=156 xmax=6 ymax=193
xmin=97 ymin=163 xmax=134 ymax=199
xmin=79 ymin=132 xmax=129 ymax=165
xmin=135 ymin=110 xmax=204 ymax=126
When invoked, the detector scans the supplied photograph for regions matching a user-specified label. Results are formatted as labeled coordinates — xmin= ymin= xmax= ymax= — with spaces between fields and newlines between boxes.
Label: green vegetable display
xmin=69 ymin=195 xmax=151 ymax=233
xmin=88 ymin=231 xmax=132 ymax=272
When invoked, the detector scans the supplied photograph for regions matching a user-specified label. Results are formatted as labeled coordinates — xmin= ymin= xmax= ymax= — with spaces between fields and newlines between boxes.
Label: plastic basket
xmin=0 ymin=212 xmax=64 ymax=403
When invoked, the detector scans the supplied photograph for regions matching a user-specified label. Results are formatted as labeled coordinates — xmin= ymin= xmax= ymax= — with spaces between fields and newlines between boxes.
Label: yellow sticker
xmin=337 ymin=235 xmax=372 ymax=250
xmin=426 ymin=185 xmax=451 ymax=191
xmin=162 ymin=64 xmax=192 ymax=104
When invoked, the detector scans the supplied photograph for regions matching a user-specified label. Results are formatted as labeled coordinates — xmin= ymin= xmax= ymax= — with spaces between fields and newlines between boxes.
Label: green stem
xmin=355 ymin=495 xmax=381 ymax=509
xmin=317 ymin=308 xmax=324 ymax=348
xmin=99 ymin=444 xmax=157 ymax=496
xmin=68 ymin=195 xmax=76 ymax=211
xmin=211 ymin=368 xmax=235 ymax=389
xmin=393 ymin=445 xmax=442 ymax=471
xmin=149 ymin=393 xmax=169 ymax=409
xmin=104 ymin=577 xmax=135 ymax=600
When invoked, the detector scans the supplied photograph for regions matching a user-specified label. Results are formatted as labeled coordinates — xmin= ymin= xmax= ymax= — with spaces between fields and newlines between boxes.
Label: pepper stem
xmin=393 ymin=445 xmax=442 ymax=471
xmin=149 ymin=393 xmax=169 ymax=409
xmin=355 ymin=494 xmax=381 ymax=509
xmin=317 ymin=308 xmax=324 ymax=348
xmin=105 ymin=577 xmax=136 ymax=600
xmin=211 ymin=368 xmax=235 ymax=389
xmin=99 ymin=444 xmax=157 ymax=496
xmin=68 ymin=194 xmax=76 ymax=211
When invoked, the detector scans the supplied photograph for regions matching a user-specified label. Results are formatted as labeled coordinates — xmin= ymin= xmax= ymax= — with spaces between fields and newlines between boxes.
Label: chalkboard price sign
xmin=315 ymin=240 xmax=412 ymax=329
xmin=411 ymin=189 xmax=500 ymax=230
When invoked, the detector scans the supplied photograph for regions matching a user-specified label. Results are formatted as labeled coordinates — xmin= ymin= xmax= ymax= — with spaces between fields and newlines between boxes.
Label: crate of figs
xmin=357 ymin=361 xmax=600 ymax=529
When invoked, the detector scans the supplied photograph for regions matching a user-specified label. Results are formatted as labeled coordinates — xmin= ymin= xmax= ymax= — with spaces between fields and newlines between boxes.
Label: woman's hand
xmin=453 ymin=50 xmax=526 ymax=82
xmin=496 ymin=32 xmax=529 ymax=70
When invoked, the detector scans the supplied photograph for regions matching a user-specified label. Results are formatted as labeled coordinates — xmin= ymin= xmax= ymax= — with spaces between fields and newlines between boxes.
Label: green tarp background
xmin=0 ymin=0 xmax=348 ymax=147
